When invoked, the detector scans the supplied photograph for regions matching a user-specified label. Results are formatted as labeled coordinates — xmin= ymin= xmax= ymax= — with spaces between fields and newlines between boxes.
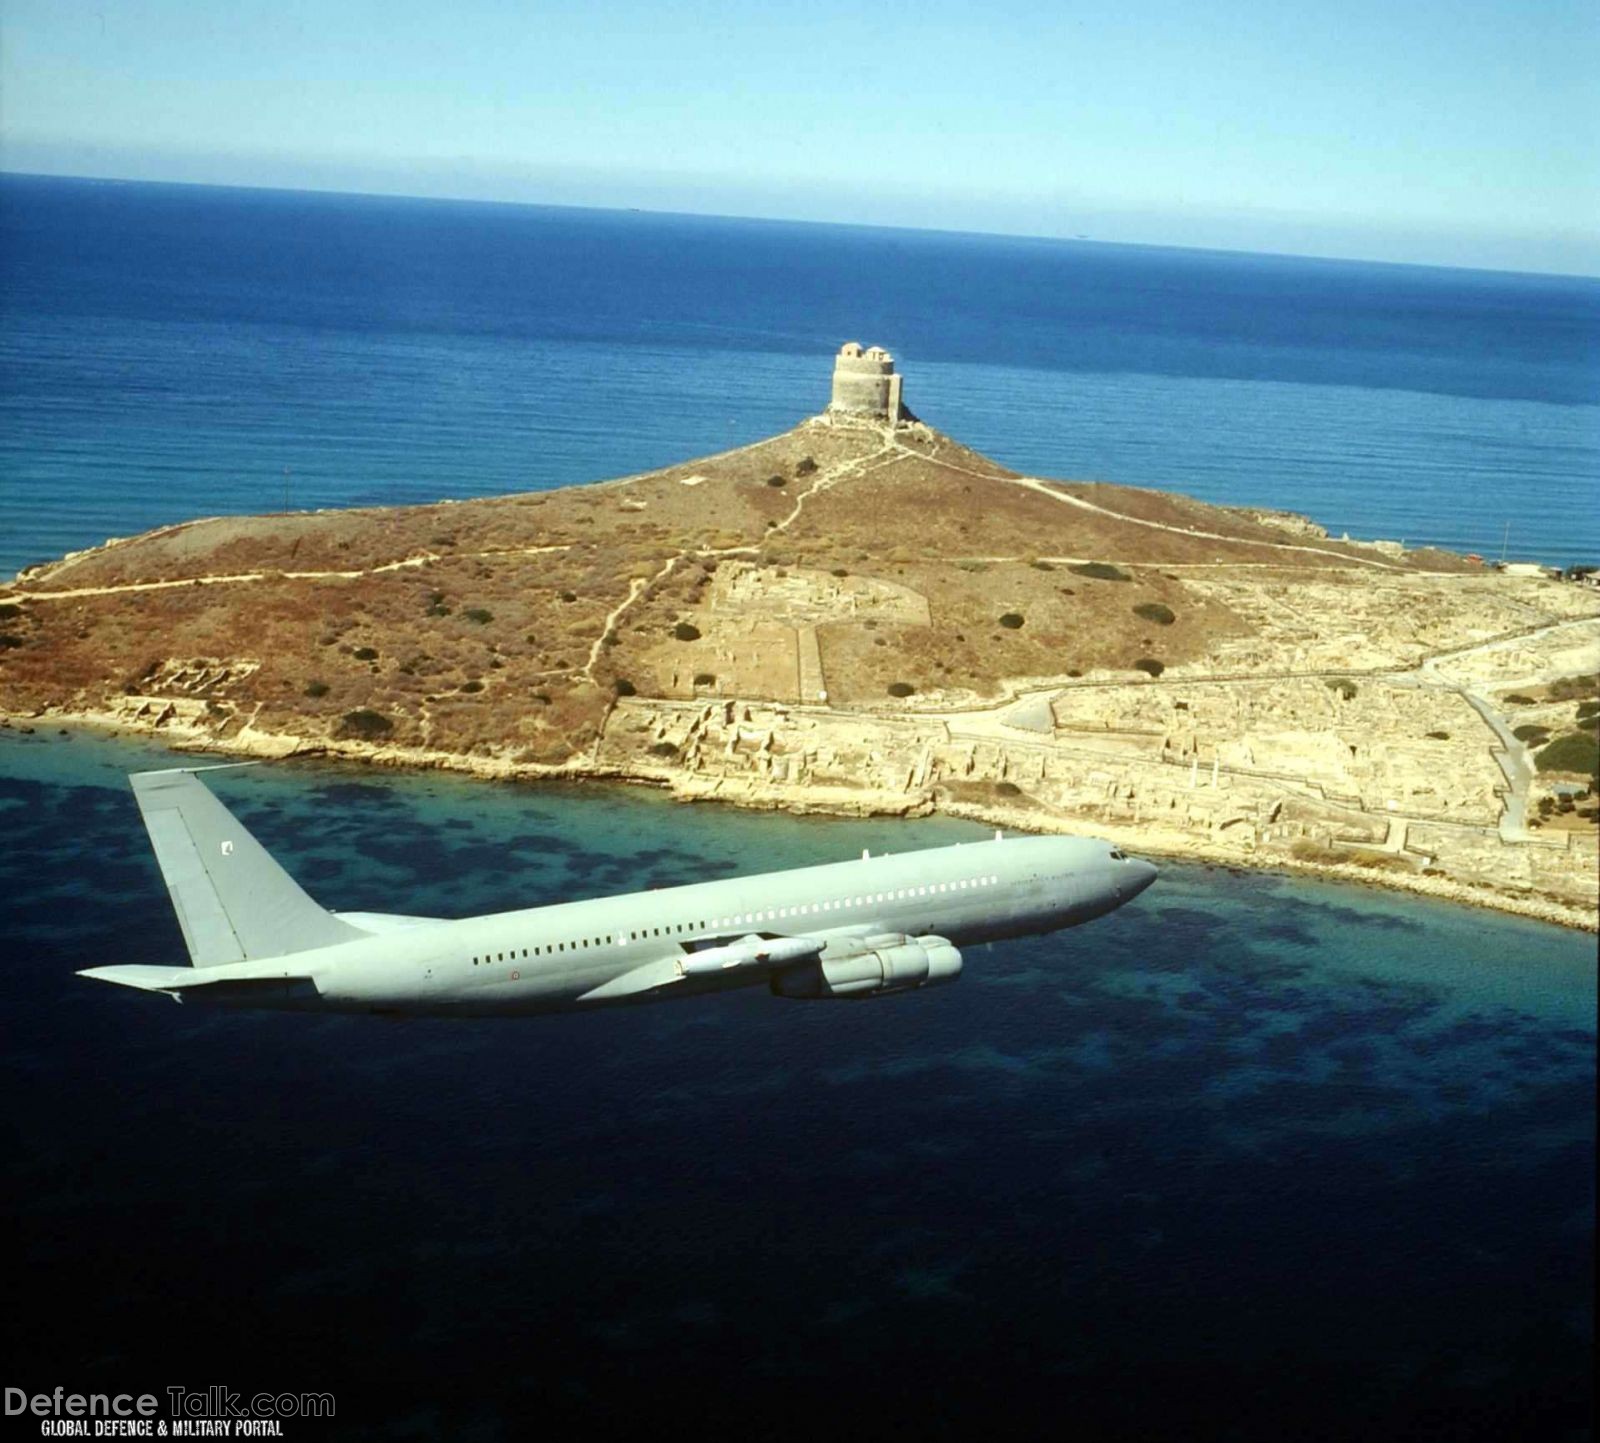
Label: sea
xmin=1 ymin=173 xmax=1598 ymax=577
xmin=0 ymin=174 xmax=1595 ymax=1440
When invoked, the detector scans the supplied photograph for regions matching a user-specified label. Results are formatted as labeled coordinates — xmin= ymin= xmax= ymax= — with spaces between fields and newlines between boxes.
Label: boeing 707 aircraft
xmin=81 ymin=766 xmax=1157 ymax=1015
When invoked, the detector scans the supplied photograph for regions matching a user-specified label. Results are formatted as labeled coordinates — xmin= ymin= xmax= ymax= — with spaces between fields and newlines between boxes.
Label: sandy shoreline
xmin=8 ymin=703 xmax=1595 ymax=936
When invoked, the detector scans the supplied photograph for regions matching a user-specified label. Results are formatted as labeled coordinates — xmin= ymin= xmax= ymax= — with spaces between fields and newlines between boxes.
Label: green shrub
xmin=831 ymin=568 xmax=849 ymax=578
xmin=1134 ymin=658 xmax=1165 ymax=677
xmin=1325 ymin=677 xmax=1358 ymax=700
xmin=303 ymin=680 xmax=329 ymax=698
xmin=999 ymin=612 xmax=1025 ymax=630
xmin=1133 ymin=602 xmax=1176 ymax=625
xmin=0 ymin=603 xmax=20 ymax=621
xmin=1513 ymin=724 xmax=1550 ymax=743
xmin=1504 ymin=693 xmax=1537 ymax=706
xmin=672 ymin=622 xmax=702 ymax=642
xmin=1535 ymin=732 xmax=1599 ymax=778
xmin=1547 ymin=673 xmax=1599 ymax=702
xmin=559 ymin=590 xmax=577 ymax=603
xmin=649 ymin=741 xmax=678 ymax=758
xmin=613 ymin=678 xmax=637 ymax=697
xmin=463 ymin=608 xmax=493 ymax=625
xmin=1576 ymin=699 xmax=1600 ymax=722
xmin=459 ymin=680 xmax=484 ymax=694
xmin=995 ymin=780 xmax=1022 ymax=797
xmin=1425 ymin=730 xmax=1450 ymax=740
xmin=795 ymin=457 xmax=818 ymax=476
xmin=352 ymin=646 xmax=379 ymax=661
xmin=337 ymin=709 xmax=393 ymax=741
xmin=1070 ymin=562 xmax=1131 ymax=582
xmin=766 ymin=475 xmax=787 ymax=488
xmin=887 ymin=682 xmax=915 ymax=698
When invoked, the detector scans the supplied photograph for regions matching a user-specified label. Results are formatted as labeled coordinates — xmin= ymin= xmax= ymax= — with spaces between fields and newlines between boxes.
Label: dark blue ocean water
xmin=0 ymin=727 xmax=1592 ymax=1439
xmin=1 ymin=173 xmax=1597 ymax=577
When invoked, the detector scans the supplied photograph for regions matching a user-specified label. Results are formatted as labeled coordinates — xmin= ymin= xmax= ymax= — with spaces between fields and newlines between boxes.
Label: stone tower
xmin=828 ymin=342 xmax=905 ymax=421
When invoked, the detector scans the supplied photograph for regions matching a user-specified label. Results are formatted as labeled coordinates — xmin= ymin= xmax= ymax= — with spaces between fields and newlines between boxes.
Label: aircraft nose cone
xmin=1124 ymin=858 xmax=1158 ymax=899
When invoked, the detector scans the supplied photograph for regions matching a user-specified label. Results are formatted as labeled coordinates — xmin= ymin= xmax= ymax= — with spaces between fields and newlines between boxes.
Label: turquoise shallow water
xmin=0 ymin=728 xmax=1592 ymax=1438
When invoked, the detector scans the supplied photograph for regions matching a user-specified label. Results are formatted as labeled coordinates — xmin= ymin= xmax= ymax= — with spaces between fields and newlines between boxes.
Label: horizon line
xmin=4 ymin=165 xmax=1598 ymax=285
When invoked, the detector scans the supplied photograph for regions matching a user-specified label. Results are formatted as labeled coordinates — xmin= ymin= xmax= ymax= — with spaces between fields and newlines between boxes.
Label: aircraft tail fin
xmin=130 ymin=766 xmax=362 ymax=966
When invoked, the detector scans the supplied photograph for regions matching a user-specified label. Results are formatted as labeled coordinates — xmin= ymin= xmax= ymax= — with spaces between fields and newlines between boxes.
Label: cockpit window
xmin=1109 ymin=849 xmax=1126 ymax=861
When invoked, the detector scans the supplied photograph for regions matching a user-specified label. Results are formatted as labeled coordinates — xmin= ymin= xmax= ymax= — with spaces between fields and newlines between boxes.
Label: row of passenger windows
xmin=470 ymin=874 xmax=1003 ymax=967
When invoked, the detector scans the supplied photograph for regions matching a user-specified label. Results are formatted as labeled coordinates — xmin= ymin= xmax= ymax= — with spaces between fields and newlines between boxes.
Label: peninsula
xmin=3 ymin=345 xmax=1597 ymax=929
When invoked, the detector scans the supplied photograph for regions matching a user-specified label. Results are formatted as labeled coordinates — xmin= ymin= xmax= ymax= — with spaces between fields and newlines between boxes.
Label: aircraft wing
xmin=577 ymin=933 xmax=826 ymax=1002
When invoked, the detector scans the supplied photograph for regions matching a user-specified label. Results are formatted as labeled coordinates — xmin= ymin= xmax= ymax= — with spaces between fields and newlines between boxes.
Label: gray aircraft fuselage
xmin=82 ymin=769 xmax=1157 ymax=1017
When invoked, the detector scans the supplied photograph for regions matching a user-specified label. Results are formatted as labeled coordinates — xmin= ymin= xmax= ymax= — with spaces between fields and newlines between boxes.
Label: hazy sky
xmin=3 ymin=0 xmax=1597 ymax=273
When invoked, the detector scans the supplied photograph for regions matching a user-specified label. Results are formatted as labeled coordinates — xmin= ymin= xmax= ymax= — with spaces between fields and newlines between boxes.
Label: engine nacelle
xmin=770 ymin=935 xmax=962 ymax=999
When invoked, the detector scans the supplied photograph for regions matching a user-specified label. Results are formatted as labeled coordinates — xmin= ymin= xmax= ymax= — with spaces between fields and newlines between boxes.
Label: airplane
xmin=80 ymin=765 xmax=1158 ymax=1016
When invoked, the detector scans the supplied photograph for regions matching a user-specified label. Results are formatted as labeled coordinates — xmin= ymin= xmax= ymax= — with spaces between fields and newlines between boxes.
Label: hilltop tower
xmin=828 ymin=342 xmax=905 ymax=422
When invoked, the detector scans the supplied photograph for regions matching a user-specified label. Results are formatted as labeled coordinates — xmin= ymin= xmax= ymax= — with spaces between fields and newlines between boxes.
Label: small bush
xmin=887 ymin=682 xmax=916 ymax=698
xmin=459 ymin=680 xmax=484 ymax=694
xmin=1071 ymin=562 xmax=1131 ymax=582
xmin=1325 ymin=677 xmax=1358 ymax=700
xmin=1513 ymin=724 xmax=1551 ymax=743
xmin=1504 ymin=693 xmax=1537 ymax=706
xmin=672 ymin=622 xmax=702 ymax=642
xmin=649 ymin=741 xmax=678 ymax=758
xmin=352 ymin=646 xmax=379 ymax=661
xmin=560 ymin=590 xmax=577 ymax=603
xmin=693 ymin=672 xmax=716 ymax=686
xmin=796 ymin=457 xmax=817 ymax=476
xmin=766 ymin=475 xmax=787 ymax=488
xmin=995 ymin=780 xmax=1022 ymax=797
xmin=337 ymin=709 xmax=393 ymax=741
xmin=1425 ymin=730 xmax=1450 ymax=740
xmin=613 ymin=678 xmax=637 ymax=697
xmin=463 ymin=608 xmax=493 ymax=625
xmin=999 ymin=612 xmax=1025 ymax=630
xmin=1031 ymin=560 xmax=1054 ymax=571
xmin=303 ymin=680 xmax=329 ymax=698
xmin=1535 ymin=732 xmax=1599 ymax=778
xmin=0 ymin=603 xmax=20 ymax=620
xmin=1133 ymin=602 xmax=1176 ymax=626
xmin=1577 ymin=699 xmax=1600 ymax=722
xmin=1547 ymin=673 xmax=1599 ymax=702
xmin=1134 ymin=658 xmax=1165 ymax=677
xmin=0 ymin=632 xmax=25 ymax=650
xmin=831 ymin=568 xmax=849 ymax=578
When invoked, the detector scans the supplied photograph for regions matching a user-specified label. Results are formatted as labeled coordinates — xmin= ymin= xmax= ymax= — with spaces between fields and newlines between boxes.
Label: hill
xmin=2 ymin=392 xmax=1596 ymax=929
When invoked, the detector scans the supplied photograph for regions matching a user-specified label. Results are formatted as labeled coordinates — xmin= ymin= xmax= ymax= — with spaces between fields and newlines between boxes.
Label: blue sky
xmin=2 ymin=0 xmax=1596 ymax=273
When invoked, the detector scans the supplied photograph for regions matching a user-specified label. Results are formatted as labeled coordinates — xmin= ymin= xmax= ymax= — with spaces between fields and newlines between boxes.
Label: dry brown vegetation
xmin=0 ymin=414 xmax=1516 ymax=764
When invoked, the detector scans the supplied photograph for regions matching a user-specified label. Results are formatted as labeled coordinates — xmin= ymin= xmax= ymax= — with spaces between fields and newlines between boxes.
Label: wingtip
xmin=128 ymin=760 xmax=263 ymax=782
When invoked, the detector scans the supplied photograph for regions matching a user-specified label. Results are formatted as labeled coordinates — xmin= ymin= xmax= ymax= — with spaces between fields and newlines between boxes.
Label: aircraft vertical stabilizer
xmin=129 ymin=767 xmax=362 ymax=966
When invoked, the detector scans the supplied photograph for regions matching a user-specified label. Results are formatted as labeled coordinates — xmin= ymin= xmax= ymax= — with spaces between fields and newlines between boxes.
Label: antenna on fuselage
xmin=994 ymin=830 xmax=1003 ymax=842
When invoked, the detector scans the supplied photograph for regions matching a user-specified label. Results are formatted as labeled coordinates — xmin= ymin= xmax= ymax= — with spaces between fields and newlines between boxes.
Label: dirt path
xmin=2 ymin=544 xmax=575 ymax=603
xmin=891 ymin=440 xmax=1410 ymax=573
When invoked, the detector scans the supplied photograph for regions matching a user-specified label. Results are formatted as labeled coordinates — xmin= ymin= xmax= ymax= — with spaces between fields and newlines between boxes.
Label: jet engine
xmin=769 ymin=934 xmax=962 ymax=999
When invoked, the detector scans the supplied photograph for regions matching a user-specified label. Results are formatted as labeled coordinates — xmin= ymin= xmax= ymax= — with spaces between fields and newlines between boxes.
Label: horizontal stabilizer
xmin=79 ymin=964 xmax=318 ymax=1004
